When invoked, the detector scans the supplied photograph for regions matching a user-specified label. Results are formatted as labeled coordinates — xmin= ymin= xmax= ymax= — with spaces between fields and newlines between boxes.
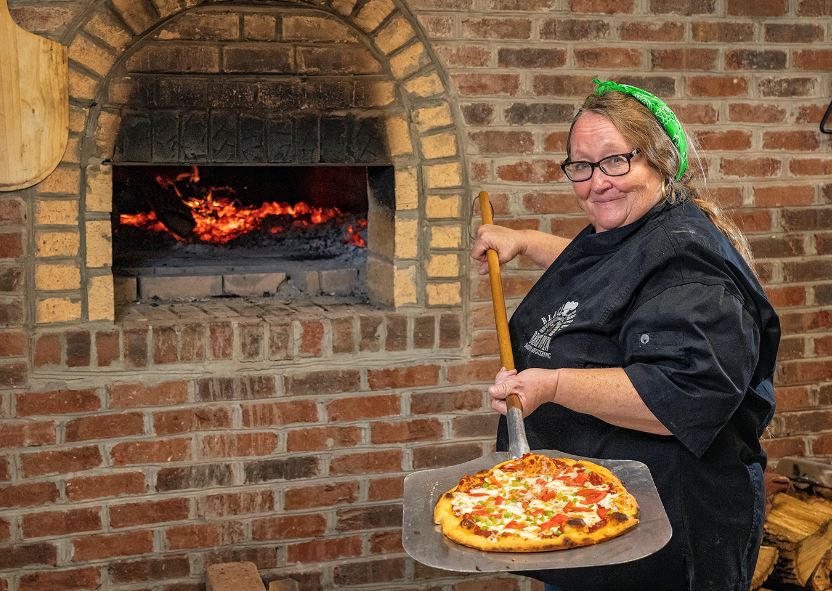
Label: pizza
xmin=434 ymin=453 xmax=639 ymax=552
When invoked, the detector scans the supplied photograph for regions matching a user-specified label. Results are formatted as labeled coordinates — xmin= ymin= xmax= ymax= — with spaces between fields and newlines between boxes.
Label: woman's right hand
xmin=470 ymin=224 xmax=526 ymax=275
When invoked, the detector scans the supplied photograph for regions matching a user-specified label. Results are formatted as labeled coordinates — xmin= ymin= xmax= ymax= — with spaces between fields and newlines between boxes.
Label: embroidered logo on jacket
xmin=524 ymin=301 xmax=579 ymax=359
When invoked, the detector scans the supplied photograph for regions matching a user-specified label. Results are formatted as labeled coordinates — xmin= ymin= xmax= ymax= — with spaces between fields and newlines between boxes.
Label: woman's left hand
xmin=488 ymin=368 xmax=559 ymax=417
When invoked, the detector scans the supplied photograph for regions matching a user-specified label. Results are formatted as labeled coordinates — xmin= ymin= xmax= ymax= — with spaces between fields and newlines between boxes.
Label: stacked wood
xmin=751 ymin=546 xmax=779 ymax=589
xmin=806 ymin=547 xmax=830 ymax=591
xmin=763 ymin=493 xmax=832 ymax=588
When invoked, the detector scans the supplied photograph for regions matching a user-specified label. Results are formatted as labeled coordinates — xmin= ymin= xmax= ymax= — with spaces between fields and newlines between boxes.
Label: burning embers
xmin=118 ymin=166 xmax=367 ymax=249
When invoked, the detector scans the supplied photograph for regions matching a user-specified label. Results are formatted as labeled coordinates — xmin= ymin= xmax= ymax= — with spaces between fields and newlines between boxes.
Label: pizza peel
xmin=401 ymin=192 xmax=672 ymax=572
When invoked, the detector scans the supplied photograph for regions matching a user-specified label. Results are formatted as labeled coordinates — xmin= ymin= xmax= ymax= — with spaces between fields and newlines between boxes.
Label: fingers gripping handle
xmin=478 ymin=192 xmax=530 ymax=458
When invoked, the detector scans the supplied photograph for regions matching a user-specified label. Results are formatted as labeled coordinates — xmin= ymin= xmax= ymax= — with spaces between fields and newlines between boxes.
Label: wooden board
xmin=0 ymin=0 xmax=68 ymax=191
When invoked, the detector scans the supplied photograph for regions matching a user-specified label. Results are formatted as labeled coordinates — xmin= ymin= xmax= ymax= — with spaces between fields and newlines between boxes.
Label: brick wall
xmin=0 ymin=0 xmax=830 ymax=590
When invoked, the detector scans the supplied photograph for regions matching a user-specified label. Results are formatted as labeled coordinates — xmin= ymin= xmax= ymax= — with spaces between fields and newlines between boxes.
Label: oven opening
xmin=112 ymin=164 xmax=379 ymax=301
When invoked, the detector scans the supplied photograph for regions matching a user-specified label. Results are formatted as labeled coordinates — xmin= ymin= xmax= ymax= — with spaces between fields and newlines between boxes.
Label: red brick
xmin=154 ymin=406 xmax=233 ymax=434
xmin=727 ymin=0 xmax=786 ymax=15
xmin=65 ymin=472 xmax=145 ymax=501
xmin=497 ymin=48 xmax=565 ymax=69
xmin=812 ymin=433 xmax=832 ymax=455
xmin=762 ymin=131 xmax=820 ymax=151
xmin=0 ymin=299 xmax=23 ymax=323
xmin=331 ymin=317 xmax=355 ymax=354
xmin=454 ymin=413 xmax=501 ymax=438
xmin=764 ymin=286 xmax=806 ymax=308
xmin=540 ymin=18 xmax=609 ymax=40
xmin=18 ymin=567 xmax=101 ymax=591
xmin=108 ymin=381 xmax=188 ymax=408
xmin=0 ymin=199 xmax=24 ymax=225
xmin=0 ymin=330 xmax=25 ymax=357
xmin=0 ymin=420 xmax=56 ymax=447
xmin=728 ymin=209 xmax=773 ymax=233
xmin=21 ymin=446 xmax=102 ymax=477
xmin=550 ymin=216 xmax=589 ymax=238
xmin=411 ymin=389 xmax=484 ymax=414
xmin=781 ymin=208 xmax=832 ymax=231
xmin=164 ymin=522 xmax=245 ymax=550
xmin=371 ymin=419 xmax=443 ymax=444
xmin=650 ymin=47 xmax=717 ymax=71
xmin=286 ymin=426 xmax=363 ymax=452
xmin=0 ymin=232 xmax=23 ymax=258
xmin=180 ymin=324 xmax=206 ymax=361
xmin=571 ymin=0 xmax=634 ymax=12
xmin=153 ymin=326 xmax=178 ymax=364
xmin=686 ymin=76 xmax=748 ymax=97
xmin=453 ymin=73 xmax=519 ymax=96
xmin=798 ymin=0 xmax=832 ymax=15
xmin=749 ymin=235 xmax=804 ymax=259
xmin=209 ymin=322 xmax=234 ymax=359
xmin=462 ymin=17 xmax=531 ymax=39
xmin=368 ymin=476 xmax=405 ymax=501
xmin=753 ymin=185 xmax=814 ymax=208
xmin=251 ymin=513 xmax=326 ymax=540
xmin=779 ymin=310 xmax=832 ymax=334
xmin=413 ymin=316 xmax=435 ymax=349
xmin=385 ymin=314 xmax=407 ymax=352
xmin=726 ymin=50 xmax=787 ymax=71
xmin=765 ymin=23 xmax=824 ymax=43
xmin=16 ymin=388 xmax=100 ymax=416
xmin=21 ymin=508 xmax=101 ymax=538
xmin=65 ymin=412 xmax=144 ymax=441
xmin=813 ymin=335 xmax=832 ymax=357
xmin=326 ymin=394 xmax=400 ymax=421
xmin=241 ymin=400 xmax=318 ymax=427
xmin=777 ymin=361 xmax=832 ymax=387
xmin=124 ymin=328 xmax=148 ymax=368
xmin=435 ymin=45 xmax=490 ymax=67
xmin=412 ymin=442 xmax=484 ymax=469
xmin=330 ymin=450 xmax=403 ymax=475
xmin=619 ymin=21 xmax=683 ymax=41
xmin=720 ymin=157 xmax=780 ymax=178
xmin=0 ymin=543 xmax=57 ymax=569
xmin=336 ymin=504 xmax=402 ymax=532
xmin=762 ymin=436 xmax=806 ymax=458
xmin=333 ymin=556 xmax=406 ymax=586
xmin=367 ymin=365 xmax=440 ymax=390
xmin=727 ymin=103 xmax=786 ymax=123
xmin=359 ymin=315 xmax=382 ymax=352
xmin=760 ymin=77 xmax=816 ymax=98
xmin=774 ymin=386 xmax=813 ymax=411
xmin=0 ymin=482 xmax=59 ymax=507
xmin=284 ymin=482 xmax=358 ymax=510
xmin=239 ymin=323 xmax=264 ymax=361
xmin=691 ymin=21 xmax=754 ymax=43
xmin=469 ymin=130 xmax=534 ymax=154
xmin=286 ymin=535 xmax=362 ymax=563
xmin=370 ymin=530 xmax=403 ymax=553
xmin=33 ymin=333 xmax=61 ymax=367
xmin=783 ymin=260 xmax=832 ymax=283
xmin=575 ymin=48 xmax=640 ymax=69
xmin=73 ymin=531 xmax=154 ymax=561
xmin=790 ymin=158 xmax=832 ymax=176
xmin=0 ymin=362 xmax=27 ymax=387
xmin=95 ymin=330 xmax=120 ymax=367
xmin=694 ymin=130 xmax=751 ymax=151
xmin=110 ymin=498 xmax=190 ymax=528
xmin=111 ymin=438 xmax=191 ymax=465
xmin=778 ymin=337 xmax=806 ymax=362
xmin=197 ymin=490 xmax=274 ymax=518
xmin=496 ymin=159 xmax=562 ymax=183
xmin=0 ymin=516 xmax=8 ymax=539
xmin=797 ymin=103 xmax=828 ymax=125
xmin=200 ymin=432 xmax=277 ymax=458
xmin=709 ymin=186 xmax=743 ymax=208
xmin=543 ymin=131 xmax=569 ymax=153
xmin=285 ymin=369 xmax=360 ymax=396
xmin=475 ymin=274 xmax=536 ymax=299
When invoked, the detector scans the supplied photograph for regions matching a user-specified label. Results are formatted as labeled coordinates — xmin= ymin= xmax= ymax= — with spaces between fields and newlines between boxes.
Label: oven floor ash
xmin=113 ymin=227 xmax=368 ymax=303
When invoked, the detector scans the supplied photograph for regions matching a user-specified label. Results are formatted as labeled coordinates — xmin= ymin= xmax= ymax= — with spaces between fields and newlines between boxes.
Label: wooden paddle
xmin=478 ymin=191 xmax=529 ymax=457
xmin=0 ymin=0 xmax=68 ymax=191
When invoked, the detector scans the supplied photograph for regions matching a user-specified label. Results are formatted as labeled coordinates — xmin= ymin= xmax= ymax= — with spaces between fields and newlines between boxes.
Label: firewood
xmin=751 ymin=545 xmax=778 ymax=589
xmin=764 ymin=493 xmax=832 ymax=587
xmin=809 ymin=548 xmax=831 ymax=591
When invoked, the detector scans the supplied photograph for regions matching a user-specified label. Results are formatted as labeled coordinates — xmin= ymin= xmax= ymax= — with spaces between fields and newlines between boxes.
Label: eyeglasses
xmin=560 ymin=148 xmax=640 ymax=182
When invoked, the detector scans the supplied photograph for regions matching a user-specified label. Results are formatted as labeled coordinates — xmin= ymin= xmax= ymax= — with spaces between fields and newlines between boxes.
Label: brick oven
xmin=2 ymin=0 xmax=831 ymax=590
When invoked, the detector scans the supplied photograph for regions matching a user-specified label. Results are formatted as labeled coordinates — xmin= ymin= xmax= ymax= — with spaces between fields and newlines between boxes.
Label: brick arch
xmin=61 ymin=0 xmax=470 ymax=319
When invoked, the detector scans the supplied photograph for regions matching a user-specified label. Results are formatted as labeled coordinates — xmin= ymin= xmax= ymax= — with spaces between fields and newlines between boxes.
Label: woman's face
xmin=567 ymin=112 xmax=664 ymax=233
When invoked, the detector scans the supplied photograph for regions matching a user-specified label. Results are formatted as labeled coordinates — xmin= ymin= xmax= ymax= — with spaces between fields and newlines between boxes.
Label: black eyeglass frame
xmin=560 ymin=148 xmax=640 ymax=182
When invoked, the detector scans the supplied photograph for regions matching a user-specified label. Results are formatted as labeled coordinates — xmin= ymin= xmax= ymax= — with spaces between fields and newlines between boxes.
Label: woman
xmin=471 ymin=80 xmax=780 ymax=591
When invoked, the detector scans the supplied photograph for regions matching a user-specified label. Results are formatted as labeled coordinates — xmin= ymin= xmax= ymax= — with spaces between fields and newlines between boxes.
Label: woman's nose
xmin=590 ymin=167 xmax=612 ymax=191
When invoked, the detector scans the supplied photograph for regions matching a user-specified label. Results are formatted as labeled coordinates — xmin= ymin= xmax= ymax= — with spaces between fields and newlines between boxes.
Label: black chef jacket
xmin=498 ymin=199 xmax=780 ymax=591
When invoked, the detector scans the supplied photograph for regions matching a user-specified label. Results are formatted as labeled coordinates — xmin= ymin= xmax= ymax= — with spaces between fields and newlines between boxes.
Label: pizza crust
xmin=434 ymin=454 xmax=639 ymax=553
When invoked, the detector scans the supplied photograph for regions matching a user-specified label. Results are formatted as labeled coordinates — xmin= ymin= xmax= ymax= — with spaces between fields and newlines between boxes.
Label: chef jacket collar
xmin=574 ymin=199 xmax=670 ymax=255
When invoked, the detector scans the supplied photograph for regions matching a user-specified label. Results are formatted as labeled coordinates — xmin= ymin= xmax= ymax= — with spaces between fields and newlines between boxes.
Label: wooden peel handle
xmin=478 ymin=191 xmax=522 ymax=414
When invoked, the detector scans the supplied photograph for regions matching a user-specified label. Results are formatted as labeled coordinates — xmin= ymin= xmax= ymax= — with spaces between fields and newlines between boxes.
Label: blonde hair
xmin=566 ymin=92 xmax=755 ymax=269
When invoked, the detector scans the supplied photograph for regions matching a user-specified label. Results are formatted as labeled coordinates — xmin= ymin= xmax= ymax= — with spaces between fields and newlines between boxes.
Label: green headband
xmin=593 ymin=78 xmax=688 ymax=181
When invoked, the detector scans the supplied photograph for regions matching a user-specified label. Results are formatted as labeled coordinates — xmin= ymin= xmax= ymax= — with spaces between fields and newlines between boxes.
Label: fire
xmin=119 ymin=165 xmax=367 ymax=247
